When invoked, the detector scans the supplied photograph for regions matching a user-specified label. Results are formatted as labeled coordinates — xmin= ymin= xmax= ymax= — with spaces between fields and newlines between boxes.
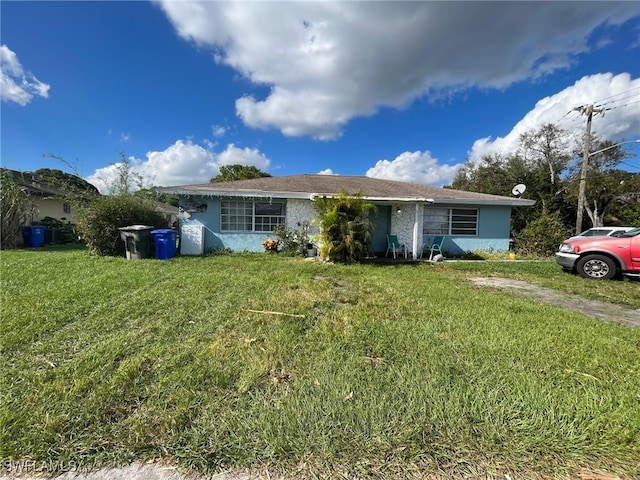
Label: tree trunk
xmin=584 ymin=200 xmax=605 ymax=228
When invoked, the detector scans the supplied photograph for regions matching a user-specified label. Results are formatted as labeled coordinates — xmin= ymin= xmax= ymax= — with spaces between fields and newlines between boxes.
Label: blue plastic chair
xmin=427 ymin=236 xmax=444 ymax=260
xmin=386 ymin=234 xmax=407 ymax=259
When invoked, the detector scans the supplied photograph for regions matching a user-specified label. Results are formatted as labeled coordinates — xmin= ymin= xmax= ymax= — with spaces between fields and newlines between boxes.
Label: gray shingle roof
xmin=160 ymin=174 xmax=535 ymax=206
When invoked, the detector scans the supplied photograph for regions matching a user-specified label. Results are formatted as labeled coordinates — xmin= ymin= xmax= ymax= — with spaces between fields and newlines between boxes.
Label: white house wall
xmin=389 ymin=204 xmax=423 ymax=257
xmin=289 ymin=199 xmax=423 ymax=256
xmin=285 ymin=198 xmax=319 ymax=234
xmin=32 ymin=198 xmax=77 ymax=223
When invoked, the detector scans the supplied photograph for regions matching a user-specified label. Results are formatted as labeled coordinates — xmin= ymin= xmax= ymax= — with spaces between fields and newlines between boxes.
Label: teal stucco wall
xmin=180 ymin=196 xmax=516 ymax=254
xmin=421 ymin=204 xmax=513 ymax=254
xmin=179 ymin=196 xmax=281 ymax=252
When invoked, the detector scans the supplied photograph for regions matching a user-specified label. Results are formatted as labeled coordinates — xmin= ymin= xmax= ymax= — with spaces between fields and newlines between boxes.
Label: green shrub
xmin=616 ymin=205 xmax=640 ymax=227
xmin=76 ymin=195 xmax=167 ymax=256
xmin=314 ymin=193 xmax=375 ymax=264
xmin=273 ymin=223 xmax=310 ymax=256
xmin=0 ymin=170 xmax=35 ymax=249
xmin=514 ymin=211 xmax=569 ymax=257
xmin=34 ymin=217 xmax=78 ymax=244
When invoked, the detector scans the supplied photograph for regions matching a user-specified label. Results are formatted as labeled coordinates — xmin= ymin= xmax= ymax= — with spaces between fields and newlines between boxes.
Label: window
xmin=221 ymin=200 xmax=286 ymax=232
xmin=63 ymin=202 xmax=71 ymax=214
xmin=254 ymin=202 xmax=286 ymax=232
xmin=423 ymin=207 xmax=477 ymax=236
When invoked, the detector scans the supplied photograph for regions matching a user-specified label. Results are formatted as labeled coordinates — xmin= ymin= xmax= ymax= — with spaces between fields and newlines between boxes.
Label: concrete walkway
xmin=470 ymin=277 xmax=640 ymax=328
xmin=0 ymin=462 xmax=253 ymax=480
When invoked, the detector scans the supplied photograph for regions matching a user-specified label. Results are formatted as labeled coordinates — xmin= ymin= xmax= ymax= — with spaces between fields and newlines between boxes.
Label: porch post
xmin=412 ymin=203 xmax=420 ymax=260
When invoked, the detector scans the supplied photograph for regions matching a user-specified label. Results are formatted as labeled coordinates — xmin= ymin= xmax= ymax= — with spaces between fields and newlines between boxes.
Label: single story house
xmin=159 ymin=175 xmax=535 ymax=258
xmin=153 ymin=200 xmax=179 ymax=227
xmin=2 ymin=168 xmax=80 ymax=223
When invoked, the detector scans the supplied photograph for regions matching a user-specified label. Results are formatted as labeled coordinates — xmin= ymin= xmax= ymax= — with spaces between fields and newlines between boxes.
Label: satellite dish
xmin=512 ymin=184 xmax=526 ymax=196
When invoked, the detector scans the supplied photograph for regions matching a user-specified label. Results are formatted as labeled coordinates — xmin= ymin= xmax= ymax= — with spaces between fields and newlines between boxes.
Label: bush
xmin=76 ymin=195 xmax=167 ymax=256
xmin=514 ymin=211 xmax=569 ymax=257
xmin=0 ymin=170 xmax=34 ymax=249
xmin=314 ymin=193 xmax=375 ymax=264
xmin=273 ymin=223 xmax=310 ymax=256
xmin=34 ymin=217 xmax=78 ymax=244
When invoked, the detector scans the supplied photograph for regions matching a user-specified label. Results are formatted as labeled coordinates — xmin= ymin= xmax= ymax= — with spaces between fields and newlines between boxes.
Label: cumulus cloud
xmin=366 ymin=151 xmax=463 ymax=186
xmin=468 ymin=72 xmax=640 ymax=162
xmin=0 ymin=45 xmax=50 ymax=106
xmin=216 ymin=143 xmax=270 ymax=170
xmin=157 ymin=2 xmax=637 ymax=139
xmin=85 ymin=140 xmax=271 ymax=193
xmin=317 ymin=168 xmax=337 ymax=175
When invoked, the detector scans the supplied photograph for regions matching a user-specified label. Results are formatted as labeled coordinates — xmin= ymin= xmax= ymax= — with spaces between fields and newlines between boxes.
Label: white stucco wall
xmin=285 ymin=198 xmax=320 ymax=239
xmin=391 ymin=203 xmax=424 ymax=256
xmin=32 ymin=198 xmax=77 ymax=223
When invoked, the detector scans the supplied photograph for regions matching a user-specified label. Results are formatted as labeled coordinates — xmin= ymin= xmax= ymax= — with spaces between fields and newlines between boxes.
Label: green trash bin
xmin=118 ymin=225 xmax=154 ymax=259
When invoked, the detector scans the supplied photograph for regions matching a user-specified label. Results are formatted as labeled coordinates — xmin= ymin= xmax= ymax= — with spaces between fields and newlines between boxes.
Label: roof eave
xmin=159 ymin=187 xmax=312 ymax=199
xmin=158 ymin=187 xmax=536 ymax=206
xmin=432 ymin=198 xmax=536 ymax=206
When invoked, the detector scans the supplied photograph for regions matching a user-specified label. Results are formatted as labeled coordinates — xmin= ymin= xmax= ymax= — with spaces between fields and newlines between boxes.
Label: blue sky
xmin=2 ymin=1 xmax=639 ymax=193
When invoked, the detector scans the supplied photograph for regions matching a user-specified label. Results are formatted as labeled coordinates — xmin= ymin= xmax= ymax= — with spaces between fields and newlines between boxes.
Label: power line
xmin=591 ymin=86 xmax=640 ymax=106
xmin=604 ymin=100 xmax=640 ymax=112
xmin=618 ymin=160 xmax=639 ymax=171
xmin=595 ymin=93 xmax=640 ymax=109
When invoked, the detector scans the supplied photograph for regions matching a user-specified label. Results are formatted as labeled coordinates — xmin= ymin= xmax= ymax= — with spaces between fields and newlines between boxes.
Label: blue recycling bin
xmin=22 ymin=225 xmax=46 ymax=248
xmin=151 ymin=229 xmax=178 ymax=260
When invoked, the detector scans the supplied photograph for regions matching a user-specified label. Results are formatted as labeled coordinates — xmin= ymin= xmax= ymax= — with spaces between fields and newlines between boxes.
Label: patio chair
xmin=386 ymin=234 xmax=407 ymax=259
xmin=426 ymin=235 xmax=444 ymax=261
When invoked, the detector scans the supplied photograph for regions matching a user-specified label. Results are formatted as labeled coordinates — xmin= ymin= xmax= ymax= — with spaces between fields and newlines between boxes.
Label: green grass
xmin=443 ymin=258 xmax=640 ymax=309
xmin=1 ymin=247 xmax=639 ymax=479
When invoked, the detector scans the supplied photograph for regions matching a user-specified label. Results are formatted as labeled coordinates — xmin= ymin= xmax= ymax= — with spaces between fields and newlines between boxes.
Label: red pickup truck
xmin=555 ymin=227 xmax=640 ymax=280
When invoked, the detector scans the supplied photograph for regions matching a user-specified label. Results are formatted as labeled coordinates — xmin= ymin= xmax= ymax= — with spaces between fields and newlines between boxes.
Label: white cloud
xmin=216 ymin=143 xmax=270 ymax=170
xmin=212 ymin=125 xmax=226 ymax=138
xmin=120 ymin=133 xmax=131 ymax=143
xmin=366 ymin=151 xmax=463 ymax=186
xmin=0 ymin=45 xmax=50 ymax=106
xmin=468 ymin=72 xmax=640 ymax=162
xmin=85 ymin=140 xmax=271 ymax=193
xmin=317 ymin=168 xmax=337 ymax=175
xmin=158 ymin=2 xmax=637 ymax=139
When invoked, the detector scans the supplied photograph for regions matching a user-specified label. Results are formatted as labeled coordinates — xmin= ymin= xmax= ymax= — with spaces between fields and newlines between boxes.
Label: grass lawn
xmin=1 ymin=247 xmax=639 ymax=479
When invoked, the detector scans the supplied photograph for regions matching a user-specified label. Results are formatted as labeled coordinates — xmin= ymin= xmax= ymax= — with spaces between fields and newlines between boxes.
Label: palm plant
xmin=314 ymin=193 xmax=376 ymax=263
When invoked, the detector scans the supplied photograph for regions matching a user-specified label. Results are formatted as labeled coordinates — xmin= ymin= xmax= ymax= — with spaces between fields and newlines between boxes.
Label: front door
xmin=370 ymin=205 xmax=390 ymax=255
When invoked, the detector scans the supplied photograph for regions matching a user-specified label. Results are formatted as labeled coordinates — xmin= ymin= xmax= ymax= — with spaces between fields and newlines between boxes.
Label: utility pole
xmin=574 ymin=104 xmax=605 ymax=234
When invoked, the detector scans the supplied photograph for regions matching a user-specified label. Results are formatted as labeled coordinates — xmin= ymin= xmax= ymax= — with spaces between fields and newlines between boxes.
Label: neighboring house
xmin=153 ymin=200 xmax=179 ymax=227
xmin=160 ymin=175 xmax=535 ymax=258
xmin=3 ymin=169 xmax=79 ymax=223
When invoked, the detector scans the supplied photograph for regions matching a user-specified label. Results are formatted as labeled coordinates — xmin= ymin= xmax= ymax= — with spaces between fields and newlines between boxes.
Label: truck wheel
xmin=576 ymin=254 xmax=617 ymax=280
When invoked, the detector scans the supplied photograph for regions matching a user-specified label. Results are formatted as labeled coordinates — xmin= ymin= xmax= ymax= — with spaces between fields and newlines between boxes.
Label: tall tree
xmin=34 ymin=168 xmax=100 ymax=197
xmin=211 ymin=165 xmax=271 ymax=182
xmin=565 ymin=138 xmax=634 ymax=228
xmin=519 ymin=123 xmax=572 ymax=186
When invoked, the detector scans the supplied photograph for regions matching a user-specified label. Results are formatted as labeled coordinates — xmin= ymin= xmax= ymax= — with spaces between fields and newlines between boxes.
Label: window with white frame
xmin=221 ymin=200 xmax=286 ymax=232
xmin=423 ymin=207 xmax=478 ymax=236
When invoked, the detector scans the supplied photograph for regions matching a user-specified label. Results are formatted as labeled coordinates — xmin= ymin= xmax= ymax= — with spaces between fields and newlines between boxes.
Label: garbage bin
xmin=44 ymin=228 xmax=59 ymax=245
xmin=118 ymin=225 xmax=154 ymax=259
xmin=151 ymin=229 xmax=178 ymax=260
xmin=22 ymin=225 xmax=46 ymax=248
